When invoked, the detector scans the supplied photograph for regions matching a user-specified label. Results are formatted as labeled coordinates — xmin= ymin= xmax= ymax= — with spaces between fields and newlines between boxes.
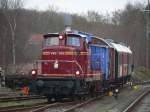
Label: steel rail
xmin=63 ymin=95 xmax=104 ymax=112
xmin=0 ymin=95 xmax=46 ymax=102
xmin=0 ymin=102 xmax=48 ymax=112
xmin=122 ymin=89 xmax=150 ymax=112
xmin=31 ymin=101 xmax=78 ymax=112
xmin=31 ymin=98 xmax=96 ymax=112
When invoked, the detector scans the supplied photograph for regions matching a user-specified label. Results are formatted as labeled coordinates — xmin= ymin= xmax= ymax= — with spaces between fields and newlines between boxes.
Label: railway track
xmin=122 ymin=88 xmax=150 ymax=112
xmin=0 ymin=84 xmax=129 ymax=112
xmin=0 ymin=82 xmax=149 ymax=112
xmin=0 ymin=95 xmax=46 ymax=102
xmin=31 ymin=95 xmax=104 ymax=112
xmin=0 ymin=96 xmax=87 ymax=112
xmin=0 ymin=101 xmax=80 ymax=112
xmin=63 ymin=95 xmax=104 ymax=112
xmin=0 ymin=95 xmax=47 ymax=112
xmin=2 ymin=94 xmax=102 ymax=112
xmin=31 ymin=102 xmax=73 ymax=112
xmin=0 ymin=102 xmax=48 ymax=112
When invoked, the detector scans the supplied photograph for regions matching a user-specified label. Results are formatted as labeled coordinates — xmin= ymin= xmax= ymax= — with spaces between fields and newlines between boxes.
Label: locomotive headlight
xmin=31 ymin=69 xmax=37 ymax=79
xmin=59 ymin=32 xmax=66 ymax=40
xmin=75 ymin=71 xmax=80 ymax=75
xmin=31 ymin=70 xmax=36 ymax=75
xmin=59 ymin=35 xmax=63 ymax=40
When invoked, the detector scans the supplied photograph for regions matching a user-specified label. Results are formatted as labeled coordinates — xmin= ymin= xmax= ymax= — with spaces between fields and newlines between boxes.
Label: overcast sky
xmin=24 ymin=0 xmax=146 ymax=14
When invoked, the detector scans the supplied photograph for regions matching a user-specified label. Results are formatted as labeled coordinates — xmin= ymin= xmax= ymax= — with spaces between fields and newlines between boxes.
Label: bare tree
xmin=86 ymin=11 xmax=104 ymax=22
xmin=0 ymin=0 xmax=23 ymax=65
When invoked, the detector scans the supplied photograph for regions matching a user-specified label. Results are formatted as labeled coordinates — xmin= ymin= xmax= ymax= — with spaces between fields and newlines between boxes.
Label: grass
xmin=133 ymin=67 xmax=150 ymax=81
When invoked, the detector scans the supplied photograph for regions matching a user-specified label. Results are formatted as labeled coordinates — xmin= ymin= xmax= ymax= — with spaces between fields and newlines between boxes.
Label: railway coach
xmin=29 ymin=27 xmax=132 ymax=101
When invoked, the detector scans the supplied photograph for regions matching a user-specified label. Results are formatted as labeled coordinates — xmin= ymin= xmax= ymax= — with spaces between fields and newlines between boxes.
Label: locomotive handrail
xmin=34 ymin=60 xmax=84 ymax=74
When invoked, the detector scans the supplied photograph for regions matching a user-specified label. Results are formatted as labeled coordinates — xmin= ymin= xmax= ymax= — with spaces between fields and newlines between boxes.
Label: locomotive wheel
xmin=71 ymin=94 xmax=83 ymax=101
xmin=55 ymin=97 xmax=63 ymax=102
xmin=70 ymin=95 xmax=78 ymax=101
xmin=47 ymin=96 xmax=63 ymax=102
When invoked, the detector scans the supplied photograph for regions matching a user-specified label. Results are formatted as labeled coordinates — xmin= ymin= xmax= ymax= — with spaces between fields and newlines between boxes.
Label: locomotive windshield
xmin=44 ymin=37 xmax=59 ymax=46
xmin=66 ymin=37 xmax=80 ymax=47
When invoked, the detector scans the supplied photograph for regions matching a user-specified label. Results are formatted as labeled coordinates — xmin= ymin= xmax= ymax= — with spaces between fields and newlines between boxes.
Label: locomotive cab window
xmin=44 ymin=37 xmax=59 ymax=46
xmin=66 ymin=37 xmax=80 ymax=47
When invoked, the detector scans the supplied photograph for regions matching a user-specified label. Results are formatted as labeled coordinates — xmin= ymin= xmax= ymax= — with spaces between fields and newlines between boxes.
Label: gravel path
xmin=75 ymin=85 xmax=146 ymax=112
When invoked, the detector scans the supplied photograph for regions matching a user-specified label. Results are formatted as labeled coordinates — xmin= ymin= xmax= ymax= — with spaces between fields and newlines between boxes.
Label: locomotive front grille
xmin=35 ymin=78 xmax=75 ymax=96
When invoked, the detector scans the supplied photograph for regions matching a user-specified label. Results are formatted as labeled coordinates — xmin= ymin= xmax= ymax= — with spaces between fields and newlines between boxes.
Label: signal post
xmin=0 ymin=67 xmax=5 ymax=87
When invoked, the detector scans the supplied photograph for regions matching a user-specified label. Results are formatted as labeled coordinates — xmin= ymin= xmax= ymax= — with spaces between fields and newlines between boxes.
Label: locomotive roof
xmin=110 ymin=42 xmax=132 ymax=54
xmin=43 ymin=30 xmax=132 ymax=54
xmin=87 ymin=36 xmax=132 ymax=54
xmin=43 ymin=31 xmax=94 ymax=42
xmin=104 ymin=39 xmax=132 ymax=54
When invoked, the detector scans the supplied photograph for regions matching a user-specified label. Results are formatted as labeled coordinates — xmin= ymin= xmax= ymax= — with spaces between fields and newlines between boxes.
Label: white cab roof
xmin=111 ymin=42 xmax=132 ymax=54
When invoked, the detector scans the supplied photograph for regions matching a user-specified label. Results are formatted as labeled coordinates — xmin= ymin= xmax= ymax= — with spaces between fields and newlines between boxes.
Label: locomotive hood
xmin=41 ymin=46 xmax=84 ymax=77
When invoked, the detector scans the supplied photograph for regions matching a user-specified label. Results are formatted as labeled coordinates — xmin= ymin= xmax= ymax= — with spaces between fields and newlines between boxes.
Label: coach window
xmin=44 ymin=37 xmax=59 ymax=46
xmin=67 ymin=37 xmax=80 ymax=47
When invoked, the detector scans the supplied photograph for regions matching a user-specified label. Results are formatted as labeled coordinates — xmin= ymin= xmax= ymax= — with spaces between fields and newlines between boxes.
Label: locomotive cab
xmin=41 ymin=31 xmax=89 ymax=77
